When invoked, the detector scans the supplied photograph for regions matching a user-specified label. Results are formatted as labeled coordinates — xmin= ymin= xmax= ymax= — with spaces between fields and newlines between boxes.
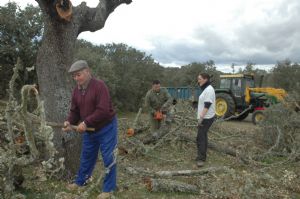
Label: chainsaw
xmin=153 ymin=110 xmax=163 ymax=121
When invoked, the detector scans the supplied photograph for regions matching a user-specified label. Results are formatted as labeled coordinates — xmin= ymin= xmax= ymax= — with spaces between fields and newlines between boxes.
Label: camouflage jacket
xmin=144 ymin=88 xmax=172 ymax=114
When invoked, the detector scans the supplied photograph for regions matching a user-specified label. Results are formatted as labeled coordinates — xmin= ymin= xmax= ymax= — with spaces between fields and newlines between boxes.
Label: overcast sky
xmin=2 ymin=0 xmax=300 ymax=72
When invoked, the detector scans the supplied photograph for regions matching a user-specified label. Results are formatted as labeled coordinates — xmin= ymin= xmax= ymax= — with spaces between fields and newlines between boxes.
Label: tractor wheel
xmin=252 ymin=110 xmax=265 ymax=125
xmin=215 ymin=93 xmax=235 ymax=118
xmin=236 ymin=111 xmax=249 ymax=121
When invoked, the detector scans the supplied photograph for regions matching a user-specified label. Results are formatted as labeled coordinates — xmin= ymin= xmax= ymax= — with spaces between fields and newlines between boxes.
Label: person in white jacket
xmin=196 ymin=73 xmax=215 ymax=167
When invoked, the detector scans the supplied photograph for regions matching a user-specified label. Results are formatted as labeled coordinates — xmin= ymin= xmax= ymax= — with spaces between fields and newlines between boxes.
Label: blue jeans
xmin=75 ymin=117 xmax=117 ymax=192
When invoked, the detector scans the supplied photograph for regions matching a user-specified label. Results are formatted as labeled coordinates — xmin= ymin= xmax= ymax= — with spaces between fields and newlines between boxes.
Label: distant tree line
xmin=1 ymin=3 xmax=299 ymax=111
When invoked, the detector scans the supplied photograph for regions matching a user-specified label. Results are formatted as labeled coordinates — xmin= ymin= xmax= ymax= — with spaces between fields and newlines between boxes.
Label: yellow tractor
xmin=215 ymin=74 xmax=287 ymax=124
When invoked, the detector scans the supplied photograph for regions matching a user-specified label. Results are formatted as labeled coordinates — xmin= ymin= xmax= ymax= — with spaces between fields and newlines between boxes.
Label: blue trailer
xmin=164 ymin=87 xmax=203 ymax=101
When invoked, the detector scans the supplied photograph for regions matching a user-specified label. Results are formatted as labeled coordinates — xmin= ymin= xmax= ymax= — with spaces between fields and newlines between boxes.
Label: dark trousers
xmin=196 ymin=117 xmax=214 ymax=161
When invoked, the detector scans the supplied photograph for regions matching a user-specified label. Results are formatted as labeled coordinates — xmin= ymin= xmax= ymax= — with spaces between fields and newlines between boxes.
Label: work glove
xmin=62 ymin=121 xmax=72 ymax=132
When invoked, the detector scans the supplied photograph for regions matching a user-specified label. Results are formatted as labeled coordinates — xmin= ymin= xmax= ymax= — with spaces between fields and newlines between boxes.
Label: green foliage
xmin=271 ymin=60 xmax=300 ymax=93
xmin=163 ymin=60 xmax=220 ymax=88
xmin=239 ymin=62 xmax=270 ymax=87
xmin=74 ymin=41 xmax=223 ymax=111
xmin=74 ymin=41 xmax=164 ymax=111
xmin=0 ymin=2 xmax=43 ymax=98
xmin=243 ymin=62 xmax=256 ymax=74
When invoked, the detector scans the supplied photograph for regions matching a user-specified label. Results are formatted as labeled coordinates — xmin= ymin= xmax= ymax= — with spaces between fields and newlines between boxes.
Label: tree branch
xmin=144 ymin=178 xmax=199 ymax=194
xmin=76 ymin=0 xmax=132 ymax=34
xmin=125 ymin=166 xmax=227 ymax=178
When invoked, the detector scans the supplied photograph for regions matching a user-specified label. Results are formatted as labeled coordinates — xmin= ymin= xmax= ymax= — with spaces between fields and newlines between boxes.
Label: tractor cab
xmin=215 ymin=74 xmax=255 ymax=119
xmin=219 ymin=74 xmax=255 ymax=96
xmin=220 ymin=74 xmax=255 ymax=108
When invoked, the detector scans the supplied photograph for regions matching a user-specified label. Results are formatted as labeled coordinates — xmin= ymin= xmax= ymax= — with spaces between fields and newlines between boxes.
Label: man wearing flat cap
xmin=63 ymin=60 xmax=117 ymax=199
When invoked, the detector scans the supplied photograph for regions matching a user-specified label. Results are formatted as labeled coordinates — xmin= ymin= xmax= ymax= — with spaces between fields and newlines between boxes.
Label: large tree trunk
xmin=35 ymin=0 xmax=131 ymax=178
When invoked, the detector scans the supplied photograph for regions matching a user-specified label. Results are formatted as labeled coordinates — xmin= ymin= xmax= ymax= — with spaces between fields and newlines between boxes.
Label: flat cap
xmin=68 ymin=60 xmax=88 ymax=73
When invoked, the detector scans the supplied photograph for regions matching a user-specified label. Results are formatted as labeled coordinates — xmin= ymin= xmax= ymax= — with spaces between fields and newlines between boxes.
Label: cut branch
xmin=142 ymin=123 xmax=171 ymax=144
xmin=20 ymin=85 xmax=39 ymax=159
xmin=144 ymin=178 xmax=199 ymax=194
xmin=125 ymin=166 xmax=227 ymax=178
xmin=178 ymin=133 xmax=250 ymax=164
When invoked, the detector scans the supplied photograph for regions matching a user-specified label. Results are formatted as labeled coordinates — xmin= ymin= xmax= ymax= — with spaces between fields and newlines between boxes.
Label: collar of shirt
xmin=200 ymin=81 xmax=210 ymax=91
xmin=152 ymin=89 xmax=161 ymax=95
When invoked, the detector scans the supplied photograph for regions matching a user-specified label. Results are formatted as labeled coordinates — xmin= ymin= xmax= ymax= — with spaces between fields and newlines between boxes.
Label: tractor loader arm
xmin=245 ymin=87 xmax=287 ymax=104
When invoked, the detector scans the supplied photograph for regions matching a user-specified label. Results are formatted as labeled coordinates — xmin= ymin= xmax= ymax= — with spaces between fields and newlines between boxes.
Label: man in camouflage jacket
xmin=144 ymin=80 xmax=172 ymax=131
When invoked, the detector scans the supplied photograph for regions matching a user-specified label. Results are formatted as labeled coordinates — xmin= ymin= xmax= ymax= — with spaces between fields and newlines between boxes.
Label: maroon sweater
xmin=67 ymin=78 xmax=116 ymax=131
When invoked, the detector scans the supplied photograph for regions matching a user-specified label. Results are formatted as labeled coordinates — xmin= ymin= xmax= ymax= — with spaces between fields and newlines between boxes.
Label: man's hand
xmin=77 ymin=121 xmax=87 ymax=133
xmin=62 ymin=121 xmax=72 ymax=132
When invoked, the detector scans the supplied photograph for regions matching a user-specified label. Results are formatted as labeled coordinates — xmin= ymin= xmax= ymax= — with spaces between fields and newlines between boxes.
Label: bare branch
xmin=125 ymin=166 xmax=228 ymax=178
xmin=76 ymin=0 xmax=132 ymax=34
xmin=144 ymin=178 xmax=199 ymax=194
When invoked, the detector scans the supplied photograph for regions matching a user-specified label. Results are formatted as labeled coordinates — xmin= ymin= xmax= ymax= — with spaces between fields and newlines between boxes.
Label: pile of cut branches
xmin=259 ymin=95 xmax=300 ymax=162
xmin=116 ymin=99 xmax=300 ymax=198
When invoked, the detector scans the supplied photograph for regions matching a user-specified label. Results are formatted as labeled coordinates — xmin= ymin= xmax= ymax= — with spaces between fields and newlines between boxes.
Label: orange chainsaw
xmin=153 ymin=110 xmax=163 ymax=121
